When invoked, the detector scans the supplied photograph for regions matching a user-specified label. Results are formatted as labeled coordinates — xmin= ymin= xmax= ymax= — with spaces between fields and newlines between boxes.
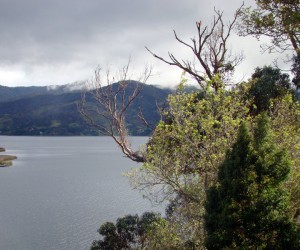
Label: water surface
xmin=0 ymin=136 xmax=158 ymax=250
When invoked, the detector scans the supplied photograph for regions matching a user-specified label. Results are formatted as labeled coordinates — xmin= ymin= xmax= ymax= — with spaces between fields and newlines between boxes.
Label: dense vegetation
xmin=205 ymin=114 xmax=299 ymax=249
xmin=90 ymin=0 xmax=300 ymax=249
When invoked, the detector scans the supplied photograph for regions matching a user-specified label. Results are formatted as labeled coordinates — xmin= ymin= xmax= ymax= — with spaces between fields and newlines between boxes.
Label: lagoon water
xmin=0 ymin=136 xmax=159 ymax=250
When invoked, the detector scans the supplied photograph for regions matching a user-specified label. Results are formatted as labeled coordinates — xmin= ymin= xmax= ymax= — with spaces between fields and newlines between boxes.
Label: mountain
xmin=0 ymin=85 xmax=48 ymax=103
xmin=0 ymin=81 xmax=86 ymax=103
xmin=0 ymin=82 xmax=171 ymax=136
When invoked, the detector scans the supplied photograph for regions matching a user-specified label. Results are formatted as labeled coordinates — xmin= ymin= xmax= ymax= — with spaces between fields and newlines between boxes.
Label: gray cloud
xmin=0 ymin=0 xmax=280 ymax=86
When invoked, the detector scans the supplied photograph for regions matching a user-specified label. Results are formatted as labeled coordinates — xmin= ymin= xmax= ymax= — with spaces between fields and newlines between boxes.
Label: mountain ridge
xmin=0 ymin=81 xmax=88 ymax=103
xmin=0 ymin=81 xmax=172 ymax=136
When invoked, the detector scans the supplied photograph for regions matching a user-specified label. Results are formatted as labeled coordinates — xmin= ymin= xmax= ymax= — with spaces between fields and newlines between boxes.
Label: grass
xmin=0 ymin=155 xmax=17 ymax=167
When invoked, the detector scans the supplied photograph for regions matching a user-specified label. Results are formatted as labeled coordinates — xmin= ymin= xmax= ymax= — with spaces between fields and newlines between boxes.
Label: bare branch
xmin=138 ymin=97 xmax=168 ymax=131
xmin=79 ymin=62 xmax=153 ymax=163
xmin=138 ymin=107 xmax=155 ymax=131
xmin=147 ymin=4 xmax=244 ymax=92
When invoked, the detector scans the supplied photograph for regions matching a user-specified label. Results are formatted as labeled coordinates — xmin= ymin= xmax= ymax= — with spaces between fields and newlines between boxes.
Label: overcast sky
xmin=0 ymin=0 xmax=287 ymax=87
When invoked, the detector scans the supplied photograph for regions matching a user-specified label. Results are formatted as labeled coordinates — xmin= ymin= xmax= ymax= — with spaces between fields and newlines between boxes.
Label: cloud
xmin=0 ymin=0 xmax=280 ymax=87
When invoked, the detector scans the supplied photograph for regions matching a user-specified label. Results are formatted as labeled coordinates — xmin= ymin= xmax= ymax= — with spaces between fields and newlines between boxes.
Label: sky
xmin=0 ymin=0 xmax=288 ymax=87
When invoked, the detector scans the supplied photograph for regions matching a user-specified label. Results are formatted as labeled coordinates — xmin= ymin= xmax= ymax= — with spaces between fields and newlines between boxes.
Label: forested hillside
xmin=0 ymin=82 xmax=171 ymax=136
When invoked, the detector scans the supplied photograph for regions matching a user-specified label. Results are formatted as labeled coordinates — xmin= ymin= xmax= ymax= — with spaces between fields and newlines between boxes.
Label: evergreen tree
xmin=205 ymin=114 xmax=300 ymax=249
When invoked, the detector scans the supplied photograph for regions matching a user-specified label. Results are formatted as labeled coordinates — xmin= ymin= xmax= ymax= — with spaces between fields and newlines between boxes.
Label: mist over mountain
xmin=0 ymin=81 xmax=87 ymax=103
xmin=0 ymin=81 xmax=172 ymax=136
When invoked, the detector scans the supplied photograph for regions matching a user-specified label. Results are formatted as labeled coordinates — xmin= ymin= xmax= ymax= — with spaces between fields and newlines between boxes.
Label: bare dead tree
xmin=146 ymin=4 xmax=244 ymax=92
xmin=79 ymin=61 xmax=153 ymax=163
xmin=79 ymin=5 xmax=244 ymax=164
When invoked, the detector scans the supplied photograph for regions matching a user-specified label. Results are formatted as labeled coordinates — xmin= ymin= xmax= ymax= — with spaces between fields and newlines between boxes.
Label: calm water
xmin=0 ymin=136 xmax=159 ymax=250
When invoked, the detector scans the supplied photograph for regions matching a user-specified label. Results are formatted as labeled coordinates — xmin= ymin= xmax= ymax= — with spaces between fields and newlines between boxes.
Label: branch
xmin=79 ymin=62 xmax=154 ymax=163
xmin=146 ymin=4 xmax=245 ymax=91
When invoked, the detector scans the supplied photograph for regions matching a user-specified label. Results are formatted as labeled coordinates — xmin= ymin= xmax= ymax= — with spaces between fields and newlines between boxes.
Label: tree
xmin=205 ymin=114 xmax=300 ymax=249
xmin=269 ymin=93 xmax=300 ymax=222
xmin=81 ymin=4 xmax=246 ymax=164
xmin=128 ymin=81 xmax=251 ymax=244
xmin=79 ymin=62 xmax=153 ymax=163
xmin=91 ymin=222 xmax=120 ymax=250
xmin=292 ymin=52 xmax=300 ymax=89
xmin=82 ymin=6 xmax=253 ymax=245
xmin=141 ymin=216 xmax=188 ymax=249
xmin=84 ymin=4 xmax=300 ymax=248
xmin=239 ymin=0 xmax=300 ymax=54
xmin=247 ymin=66 xmax=292 ymax=114
xmin=146 ymin=5 xmax=244 ymax=92
xmin=91 ymin=212 xmax=160 ymax=250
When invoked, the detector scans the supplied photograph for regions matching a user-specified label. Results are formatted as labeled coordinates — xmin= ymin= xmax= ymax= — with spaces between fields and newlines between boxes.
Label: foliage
xmin=143 ymin=217 xmax=187 ymax=249
xmin=292 ymin=52 xmax=300 ymax=89
xmin=90 ymin=212 xmax=161 ymax=250
xmin=127 ymin=80 xmax=251 ymax=245
xmin=205 ymin=115 xmax=300 ymax=249
xmin=245 ymin=67 xmax=300 ymax=219
xmin=141 ymin=215 xmax=203 ymax=249
xmin=88 ymin=66 xmax=300 ymax=250
xmin=269 ymin=94 xmax=300 ymax=220
xmin=89 ymin=3 xmax=300 ymax=248
xmin=247 ymin=66 xmax=292 ymax=114
xmin=239 ymin=0 xmax=300 ymax=53
xmin=127 ymin=76 xmax=300 ymax=247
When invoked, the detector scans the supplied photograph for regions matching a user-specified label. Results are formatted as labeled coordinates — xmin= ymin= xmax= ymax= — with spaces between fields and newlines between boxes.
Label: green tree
xmin=205 ymin=114 xmax=300 ymax=249
xmin=269 ymin=93 xmax=300 ymax=221
xmin=127 ymin=77 xmax=300 ymax=248
xmin=239 ymin=0 xmax=300 ymax=53
xmin=88 ymin=67 xmax=300 ymax=250
xmin=91 ymin=222 xmax=119 ymax=250
xmin=91 ymin=212 xmax=160 ymax=250
xmin=128 ymin=81 xmax=251 ymax=245
xmin=247 ymin=66 xmax=292 ymax=114
xmin=86 ymin=4 xmax=300 ymax=248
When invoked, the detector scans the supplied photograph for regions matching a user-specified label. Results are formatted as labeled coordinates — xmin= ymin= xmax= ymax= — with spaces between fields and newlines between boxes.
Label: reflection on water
xmin=0 ymin=136 xmax=160 ymax=250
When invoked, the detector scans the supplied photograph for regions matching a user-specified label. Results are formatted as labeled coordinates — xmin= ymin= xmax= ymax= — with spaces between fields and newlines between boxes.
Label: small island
xmin=0 ymin=147 xmax=17 ymax=167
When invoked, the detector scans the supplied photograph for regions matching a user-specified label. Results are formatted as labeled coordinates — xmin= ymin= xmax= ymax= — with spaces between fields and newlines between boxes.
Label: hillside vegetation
xmin=0 ymin=82 xmax=171 ymax=136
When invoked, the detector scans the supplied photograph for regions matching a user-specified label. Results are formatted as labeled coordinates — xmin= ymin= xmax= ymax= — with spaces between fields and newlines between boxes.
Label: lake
xmin=0 ymin=136 xmax=160 ymax=250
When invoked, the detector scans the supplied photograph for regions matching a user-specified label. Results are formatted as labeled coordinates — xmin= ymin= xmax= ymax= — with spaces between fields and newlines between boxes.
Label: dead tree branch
xmin=79 ymin=62 xmax=153 ymax=163
xmin=146 ymin=4 xmax=244 ymax=92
